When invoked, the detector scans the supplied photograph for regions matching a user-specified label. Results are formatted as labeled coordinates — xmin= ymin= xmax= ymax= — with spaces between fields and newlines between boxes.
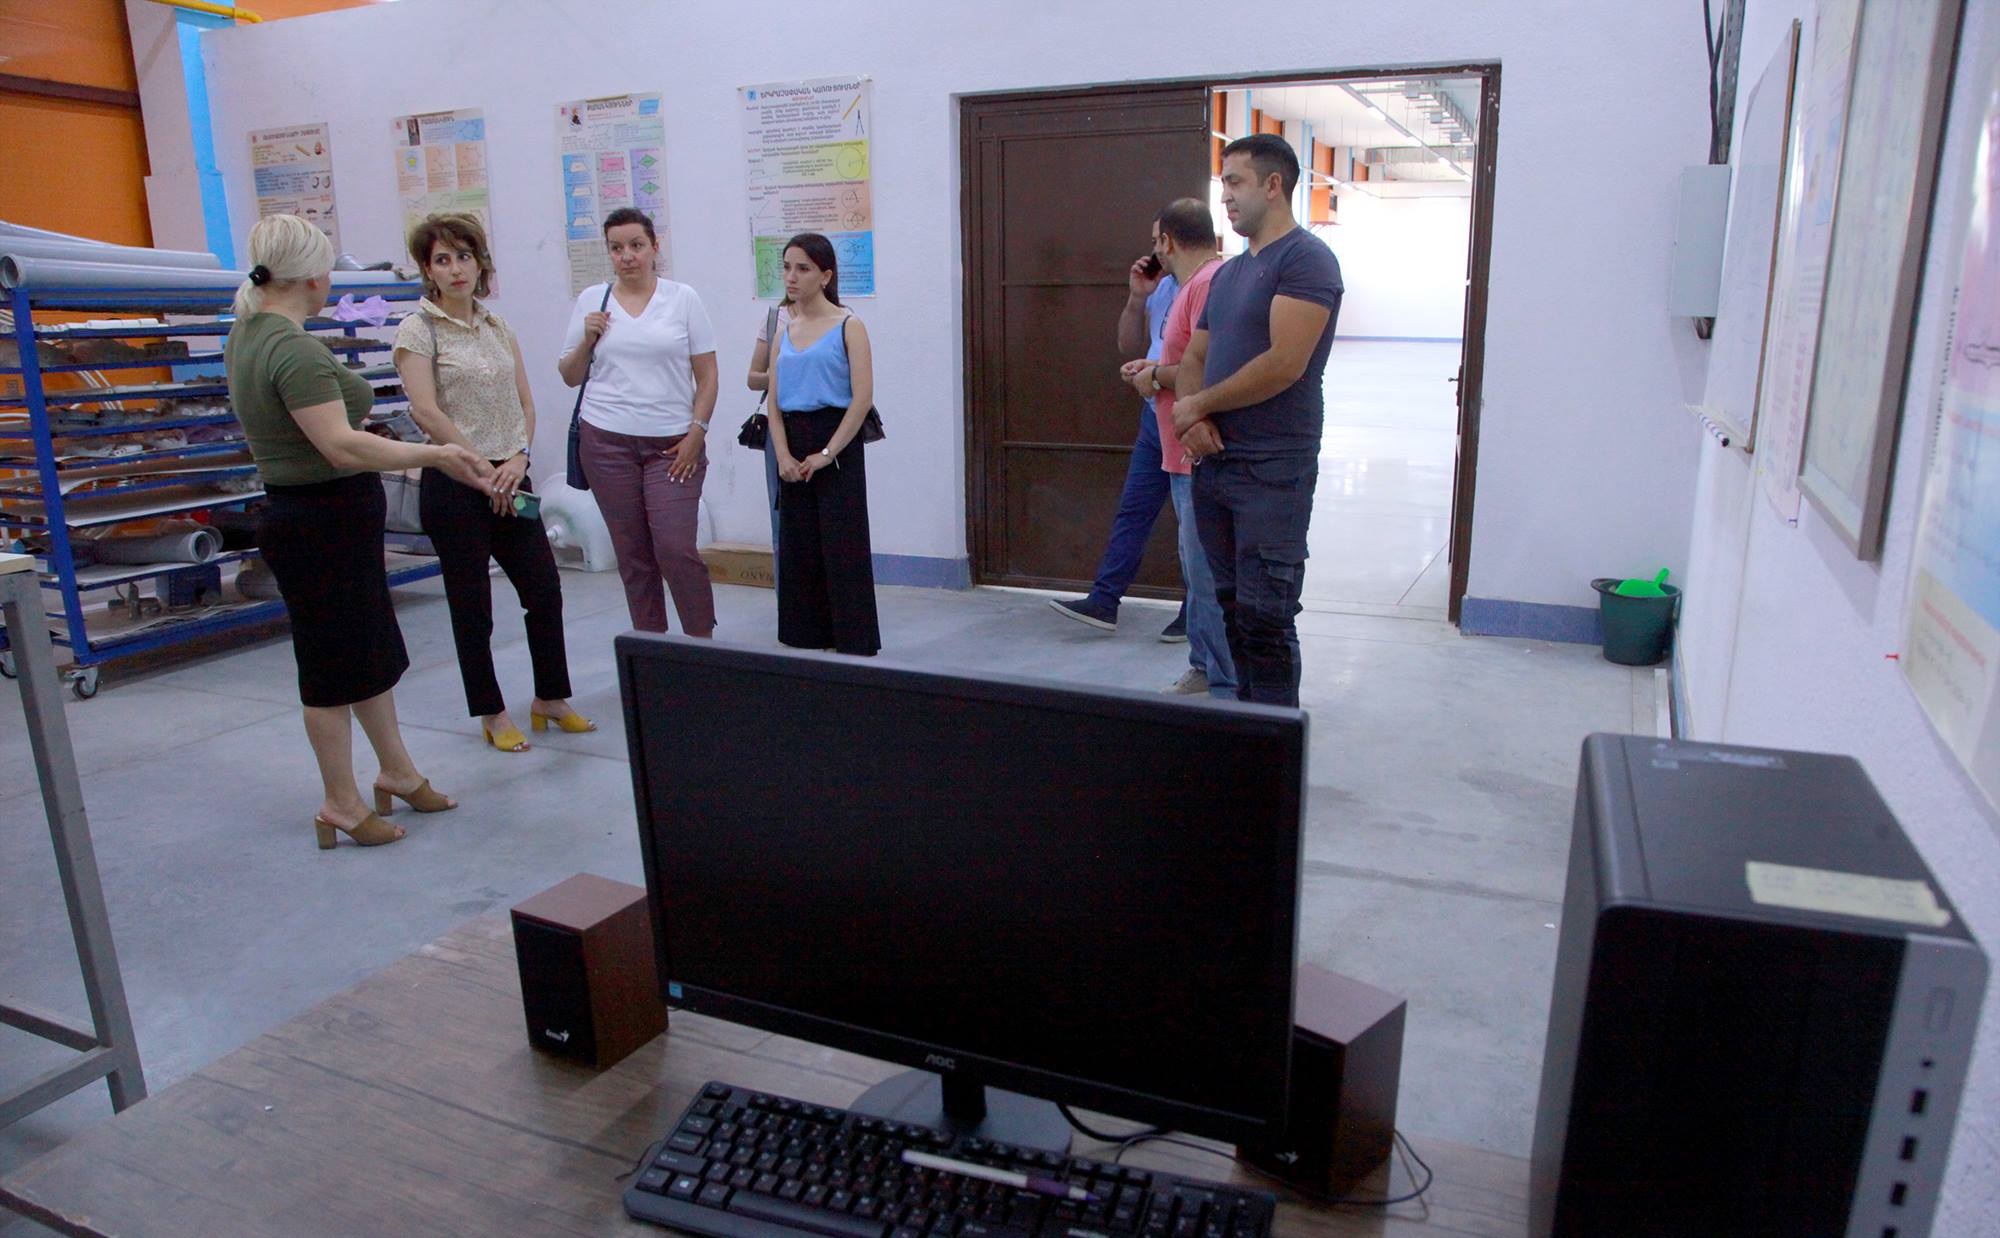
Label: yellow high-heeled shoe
xmin=530 ymin=708 xmax=597 ymax=734
xmin=373 ymin=778 xmax=457 ymax=815
xmin=314 ymin=812 xmax=405 ymax=849
xmin=482 ymin=722 xmax=530 ymax=752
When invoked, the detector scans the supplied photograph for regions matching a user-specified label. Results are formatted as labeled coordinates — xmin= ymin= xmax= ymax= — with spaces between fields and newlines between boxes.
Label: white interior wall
xmin=1679 ymin=2 xmax=2000 ymax=1228
xmin=1315 ymin=192 xmax=1470 ymax=339
xmin=197 ymin=0 xmax=1705 ymax=604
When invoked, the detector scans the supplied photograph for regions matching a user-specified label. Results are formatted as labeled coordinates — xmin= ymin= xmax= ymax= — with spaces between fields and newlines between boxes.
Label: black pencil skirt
xmin=258 ymin=472 xmax=411 ymax=708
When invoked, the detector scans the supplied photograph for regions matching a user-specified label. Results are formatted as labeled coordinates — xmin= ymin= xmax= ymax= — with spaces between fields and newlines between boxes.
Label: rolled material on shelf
xmin=94 ymin=526 xmax=223 ymax=565
xmin=0 ymin=236 xmax=223 ymax=271
xmin=0 ymin=254 xmax=416 ymax=293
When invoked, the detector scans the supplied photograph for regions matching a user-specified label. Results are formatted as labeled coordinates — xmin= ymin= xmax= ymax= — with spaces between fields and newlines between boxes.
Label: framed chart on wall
xmin=1755 ymin=0 xmax=1861 ymax=525
xmin=1904 ymin=68 xmax=2000 ymax=812
xmin=1799 ymin=0 xmax=1965 ymax=558
xmin=1699 ymin=22 xmax=1800 ymax=449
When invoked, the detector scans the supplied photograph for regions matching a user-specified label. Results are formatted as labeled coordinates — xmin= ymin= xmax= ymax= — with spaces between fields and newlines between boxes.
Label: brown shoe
xmin=313 ymin=812 xmax=405 ymax=849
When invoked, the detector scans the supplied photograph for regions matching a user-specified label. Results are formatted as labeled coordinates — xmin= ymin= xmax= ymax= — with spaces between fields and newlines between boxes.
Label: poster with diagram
xmin=556 ymin=93 xmax=669 ymax=295
xmin=391 ymin=108 xmax=491 ymax=244
xmin=249 ymin=122 xmax=340 ymax=248
xmin=740 ymin=76 xmax=874 ymax=298
xmin=1903 ymin=70 xmax=2000 ymax=813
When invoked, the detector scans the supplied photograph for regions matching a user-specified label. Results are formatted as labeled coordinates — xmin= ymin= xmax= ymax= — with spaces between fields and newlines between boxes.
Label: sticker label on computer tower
xmin=1745 ymin=861 xmax=1952 ymax=927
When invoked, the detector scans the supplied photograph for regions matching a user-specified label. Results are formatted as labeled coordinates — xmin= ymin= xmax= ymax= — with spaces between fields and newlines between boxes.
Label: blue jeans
xmin=1192 ymin=454 xmax=1318 ymax=707
xmin=1171 ymin=473 xmax=1236 ymax=698
xmin=1084 ymin=405 xmax=1174 ymax=609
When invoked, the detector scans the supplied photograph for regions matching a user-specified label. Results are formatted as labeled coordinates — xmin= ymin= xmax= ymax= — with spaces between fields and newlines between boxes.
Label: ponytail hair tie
xmin=249 ymin=265 xmax=273 ymax=286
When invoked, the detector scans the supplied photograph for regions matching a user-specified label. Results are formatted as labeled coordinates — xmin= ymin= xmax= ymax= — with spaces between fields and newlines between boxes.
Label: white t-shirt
xmin=560 ymin=279 xmax=717 ymax=437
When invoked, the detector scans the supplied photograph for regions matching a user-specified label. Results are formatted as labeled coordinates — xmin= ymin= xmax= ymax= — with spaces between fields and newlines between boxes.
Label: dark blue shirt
xmin=1196 ymin=228 xmax=1343 ymax=459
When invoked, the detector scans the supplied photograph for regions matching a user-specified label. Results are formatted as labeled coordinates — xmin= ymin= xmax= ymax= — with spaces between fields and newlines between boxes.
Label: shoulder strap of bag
xmin=570 ymin=282 xmax=615 ymax=419
xmin=759 ymin=305 xmax=782 ymax=407
xmin=423 ymin=309 xmax=442 ymax=398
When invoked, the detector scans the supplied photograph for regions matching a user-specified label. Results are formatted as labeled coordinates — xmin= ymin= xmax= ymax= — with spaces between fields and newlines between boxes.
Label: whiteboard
xmin=1800 ymin=0 xmax=1964 ymax=557
xmin=1699 ymin=23 xmax=1799 ymax=449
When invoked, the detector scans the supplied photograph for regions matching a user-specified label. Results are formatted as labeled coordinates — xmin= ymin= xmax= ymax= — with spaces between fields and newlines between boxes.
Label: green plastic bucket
xmin=1591 ymin=577 xmax=1681 ymax=666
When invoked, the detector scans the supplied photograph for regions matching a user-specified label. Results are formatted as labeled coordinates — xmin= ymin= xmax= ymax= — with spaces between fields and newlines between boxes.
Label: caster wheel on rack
xmin=70 ymin=668 xmax=99 ymax=700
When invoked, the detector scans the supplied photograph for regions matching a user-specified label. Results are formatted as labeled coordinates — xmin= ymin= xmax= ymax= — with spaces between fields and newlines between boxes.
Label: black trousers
xmin=419 ymin=467 xmax=572 ymax=716
xmin=777 ymin=407 xmax=881 ymax=655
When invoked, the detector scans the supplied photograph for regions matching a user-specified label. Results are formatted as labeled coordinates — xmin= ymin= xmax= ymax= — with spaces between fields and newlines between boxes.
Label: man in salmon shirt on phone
xmin=1120 ymin=198 xmax=1234 ymax=698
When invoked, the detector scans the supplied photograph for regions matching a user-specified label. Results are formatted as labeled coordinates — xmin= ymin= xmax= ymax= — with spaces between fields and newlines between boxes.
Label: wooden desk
xmin=0 ymin=917 xmax=1530 ymax=1237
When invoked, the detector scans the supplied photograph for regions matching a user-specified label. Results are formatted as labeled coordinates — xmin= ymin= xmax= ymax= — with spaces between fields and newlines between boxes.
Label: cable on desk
xmin=1059 ymin=1103 xmax=1160 ymax=1144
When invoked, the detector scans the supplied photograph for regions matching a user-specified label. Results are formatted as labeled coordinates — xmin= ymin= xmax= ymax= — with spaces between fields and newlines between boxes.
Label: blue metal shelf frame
xmin=0 ymin=280 xmax=438 ymax=686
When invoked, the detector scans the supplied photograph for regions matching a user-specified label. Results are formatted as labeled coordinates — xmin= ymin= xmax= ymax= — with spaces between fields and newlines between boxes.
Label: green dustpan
xmin=1612 ymin=568 xmax=1671 ymax=598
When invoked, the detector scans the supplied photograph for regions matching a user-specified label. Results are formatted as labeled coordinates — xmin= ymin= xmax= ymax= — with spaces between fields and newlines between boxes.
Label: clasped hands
xmin=1116 ymin=357 xmax=1223 ymax=465
xmin=774 ymin=448 xmax=834 ymax=484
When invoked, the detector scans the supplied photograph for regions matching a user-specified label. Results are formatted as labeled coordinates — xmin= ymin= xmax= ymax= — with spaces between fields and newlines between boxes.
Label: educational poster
xmin=391 ymin=109 xmax=490 ymax=242
xmin=1755 ymin=0 xmax=1860 ymax=525
xmin=249 ymin=122 xmax=340 ymax=248
xmin=1904 ymin=71 xmax=2000 ymax=812
xmin=556 ymin=93 xmax=669 ymax=295
xmin=740 ymin=76 xmax=875 ymax=298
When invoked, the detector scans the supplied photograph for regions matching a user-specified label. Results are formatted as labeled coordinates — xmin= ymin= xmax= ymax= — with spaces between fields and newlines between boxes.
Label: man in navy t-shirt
xmin=1172 ymin=133 xmax=1343 ymax=707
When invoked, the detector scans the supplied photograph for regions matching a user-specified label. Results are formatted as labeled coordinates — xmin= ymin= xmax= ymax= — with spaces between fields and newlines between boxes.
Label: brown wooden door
xmin=962 ymin=86 xmax=1211 ymax=595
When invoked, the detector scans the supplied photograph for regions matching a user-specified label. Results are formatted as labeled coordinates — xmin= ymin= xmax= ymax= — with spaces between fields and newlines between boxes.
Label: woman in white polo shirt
xmin=557 ymin=208 xmax=719 ymax=635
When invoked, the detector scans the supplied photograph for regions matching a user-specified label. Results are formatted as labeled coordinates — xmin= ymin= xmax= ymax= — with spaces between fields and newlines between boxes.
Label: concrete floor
xmin=2 ymin=340 xmax=1652 ymax=1231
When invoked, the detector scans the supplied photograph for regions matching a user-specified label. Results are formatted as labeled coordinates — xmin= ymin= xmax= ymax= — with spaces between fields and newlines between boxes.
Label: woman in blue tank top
xmin=766 ymin=233 xmax=882 ymax=654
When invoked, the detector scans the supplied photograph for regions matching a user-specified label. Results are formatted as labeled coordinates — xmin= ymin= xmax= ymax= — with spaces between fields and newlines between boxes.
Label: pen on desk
xmin=900 ymin=1149 xmax=1099 ymax=1203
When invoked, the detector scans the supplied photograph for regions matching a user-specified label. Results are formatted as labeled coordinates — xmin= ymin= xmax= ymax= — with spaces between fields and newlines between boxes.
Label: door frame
xmin=960 ymin=64 xmax=1501 ymax=623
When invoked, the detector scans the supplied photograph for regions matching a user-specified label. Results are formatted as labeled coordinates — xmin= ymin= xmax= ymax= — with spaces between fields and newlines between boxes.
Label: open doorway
xmin=1209 ymin=74 xmax=1494 ymax=621
xmin=961 ymin=66 xmax=1497 ymax=624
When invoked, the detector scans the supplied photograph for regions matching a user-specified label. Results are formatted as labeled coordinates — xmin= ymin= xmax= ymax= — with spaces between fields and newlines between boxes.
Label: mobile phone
xmin=511 ymin=491 xmax=542 ymax=519
xmin=1140 ymin=254 xmax=1164 ymax=279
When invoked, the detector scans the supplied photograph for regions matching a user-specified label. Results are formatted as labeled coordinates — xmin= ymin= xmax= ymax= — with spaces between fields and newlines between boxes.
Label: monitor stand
xmin=849 ymin=1070 xmax=1071 ymax=1153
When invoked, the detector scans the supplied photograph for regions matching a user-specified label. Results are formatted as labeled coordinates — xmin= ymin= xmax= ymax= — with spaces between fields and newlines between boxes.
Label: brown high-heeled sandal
xmin=372 ymin=779 xmax=456 ymax=815
xmin=314 ymin=812 xmax=405 ymax=849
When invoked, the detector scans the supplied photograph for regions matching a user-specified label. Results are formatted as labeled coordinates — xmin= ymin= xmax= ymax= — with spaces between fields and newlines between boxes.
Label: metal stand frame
xmin=0 ymin=562 xmax=146 ymax=1126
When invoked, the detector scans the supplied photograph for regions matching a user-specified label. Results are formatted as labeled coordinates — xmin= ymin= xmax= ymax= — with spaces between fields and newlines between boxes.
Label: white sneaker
xmin=1166 ymin=668 xmax=1209 ymax=695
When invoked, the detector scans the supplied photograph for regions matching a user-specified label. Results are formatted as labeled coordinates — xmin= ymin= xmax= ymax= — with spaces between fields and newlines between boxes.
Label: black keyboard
xmin=624 ymin=1083 xmax=1278 ymax=1238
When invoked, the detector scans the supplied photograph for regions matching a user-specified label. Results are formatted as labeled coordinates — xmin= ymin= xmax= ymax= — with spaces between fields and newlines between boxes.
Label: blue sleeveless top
xmin=775 ymin=314 xmax=854 ymax=412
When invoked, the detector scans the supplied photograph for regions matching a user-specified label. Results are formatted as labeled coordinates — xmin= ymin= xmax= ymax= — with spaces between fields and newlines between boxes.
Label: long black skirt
xmin=258 ymin=473 xmax=410 ymax=707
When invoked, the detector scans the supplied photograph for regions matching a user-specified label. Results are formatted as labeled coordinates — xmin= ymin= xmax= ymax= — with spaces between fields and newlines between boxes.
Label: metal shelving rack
xmin=0 ymin=281 xmax=438 ymax=697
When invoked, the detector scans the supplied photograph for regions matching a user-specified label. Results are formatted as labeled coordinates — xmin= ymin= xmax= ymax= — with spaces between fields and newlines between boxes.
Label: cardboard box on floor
xmin=702 ymin=543 xmax=773 ymax=588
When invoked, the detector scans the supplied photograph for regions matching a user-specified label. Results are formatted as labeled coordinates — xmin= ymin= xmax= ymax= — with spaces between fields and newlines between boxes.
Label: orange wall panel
xmin=0 ymin=0 xmax=136 ymax=91
xmin=0 ymin=91 xmax=153 ymax=246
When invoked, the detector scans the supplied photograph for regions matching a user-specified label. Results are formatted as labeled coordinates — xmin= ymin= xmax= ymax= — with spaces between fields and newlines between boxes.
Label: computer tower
xmin=1531 ymin=735 xmax=1985 ymax=1237
xmin=512 ymin=873 xmax=665 ymax=1069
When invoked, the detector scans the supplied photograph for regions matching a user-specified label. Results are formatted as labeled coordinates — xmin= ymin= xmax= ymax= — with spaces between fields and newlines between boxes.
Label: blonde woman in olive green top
xmin=225 ymin=214 xmax=496 ymax=851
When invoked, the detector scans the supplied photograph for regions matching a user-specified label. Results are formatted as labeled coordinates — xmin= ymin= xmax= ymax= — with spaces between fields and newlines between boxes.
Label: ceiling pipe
xmin=1337 ymin=83 xmax=1471 ymax=181
xmin=140 ymin=0 xmax=263 ymax=23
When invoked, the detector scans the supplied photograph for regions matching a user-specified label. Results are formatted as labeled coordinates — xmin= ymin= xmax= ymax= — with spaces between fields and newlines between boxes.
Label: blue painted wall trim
xmin=1460 ymin=597 xmax=1602 ymax=645
xmin=1339 ymin=335 xmax=1464 ymax=343
xmin=175 ymin=9 xmax=235 ymax=267
xmin=871 ymin=554 xmax=971 ymax=589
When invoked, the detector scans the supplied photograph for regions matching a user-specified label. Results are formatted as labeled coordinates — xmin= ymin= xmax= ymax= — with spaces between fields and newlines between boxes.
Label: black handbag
xmin=737 ymin=306 xmax=780 ymax=450
xmin=564 ymin=282 xmax=614 ymax=490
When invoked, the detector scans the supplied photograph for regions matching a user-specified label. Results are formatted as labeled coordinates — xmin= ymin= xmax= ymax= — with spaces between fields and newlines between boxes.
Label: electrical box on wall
xmin=1667 ymin=165 xmax=1731 ymax=318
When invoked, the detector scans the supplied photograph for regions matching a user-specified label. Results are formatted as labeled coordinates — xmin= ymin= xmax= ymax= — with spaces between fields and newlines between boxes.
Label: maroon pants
xmin=578 ymin=420 xmax=716 ymax=637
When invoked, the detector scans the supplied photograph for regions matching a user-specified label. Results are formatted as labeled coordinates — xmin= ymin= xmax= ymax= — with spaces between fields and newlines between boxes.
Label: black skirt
xmin=258 ymin=472 xmax=410 ymax=707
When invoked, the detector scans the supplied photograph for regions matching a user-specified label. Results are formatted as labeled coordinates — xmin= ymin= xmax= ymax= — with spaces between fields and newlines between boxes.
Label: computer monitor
xmin=616 ymin=635 xmax=1305 ymax=1152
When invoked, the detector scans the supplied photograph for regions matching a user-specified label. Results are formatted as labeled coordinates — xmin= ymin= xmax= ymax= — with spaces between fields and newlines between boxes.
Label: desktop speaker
xmin=1240 ymin=964 xmax=1404 ymax=1197
xmin=511 ymin=873 xmax=666 ymax=1069
xmin=1531 ymin=735 xmax=1986 ymax=1238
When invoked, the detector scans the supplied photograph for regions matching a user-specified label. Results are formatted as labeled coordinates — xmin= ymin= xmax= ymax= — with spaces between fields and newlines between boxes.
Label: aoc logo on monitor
xmin=924 ymin=1054 xmax=958 ymax=1071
